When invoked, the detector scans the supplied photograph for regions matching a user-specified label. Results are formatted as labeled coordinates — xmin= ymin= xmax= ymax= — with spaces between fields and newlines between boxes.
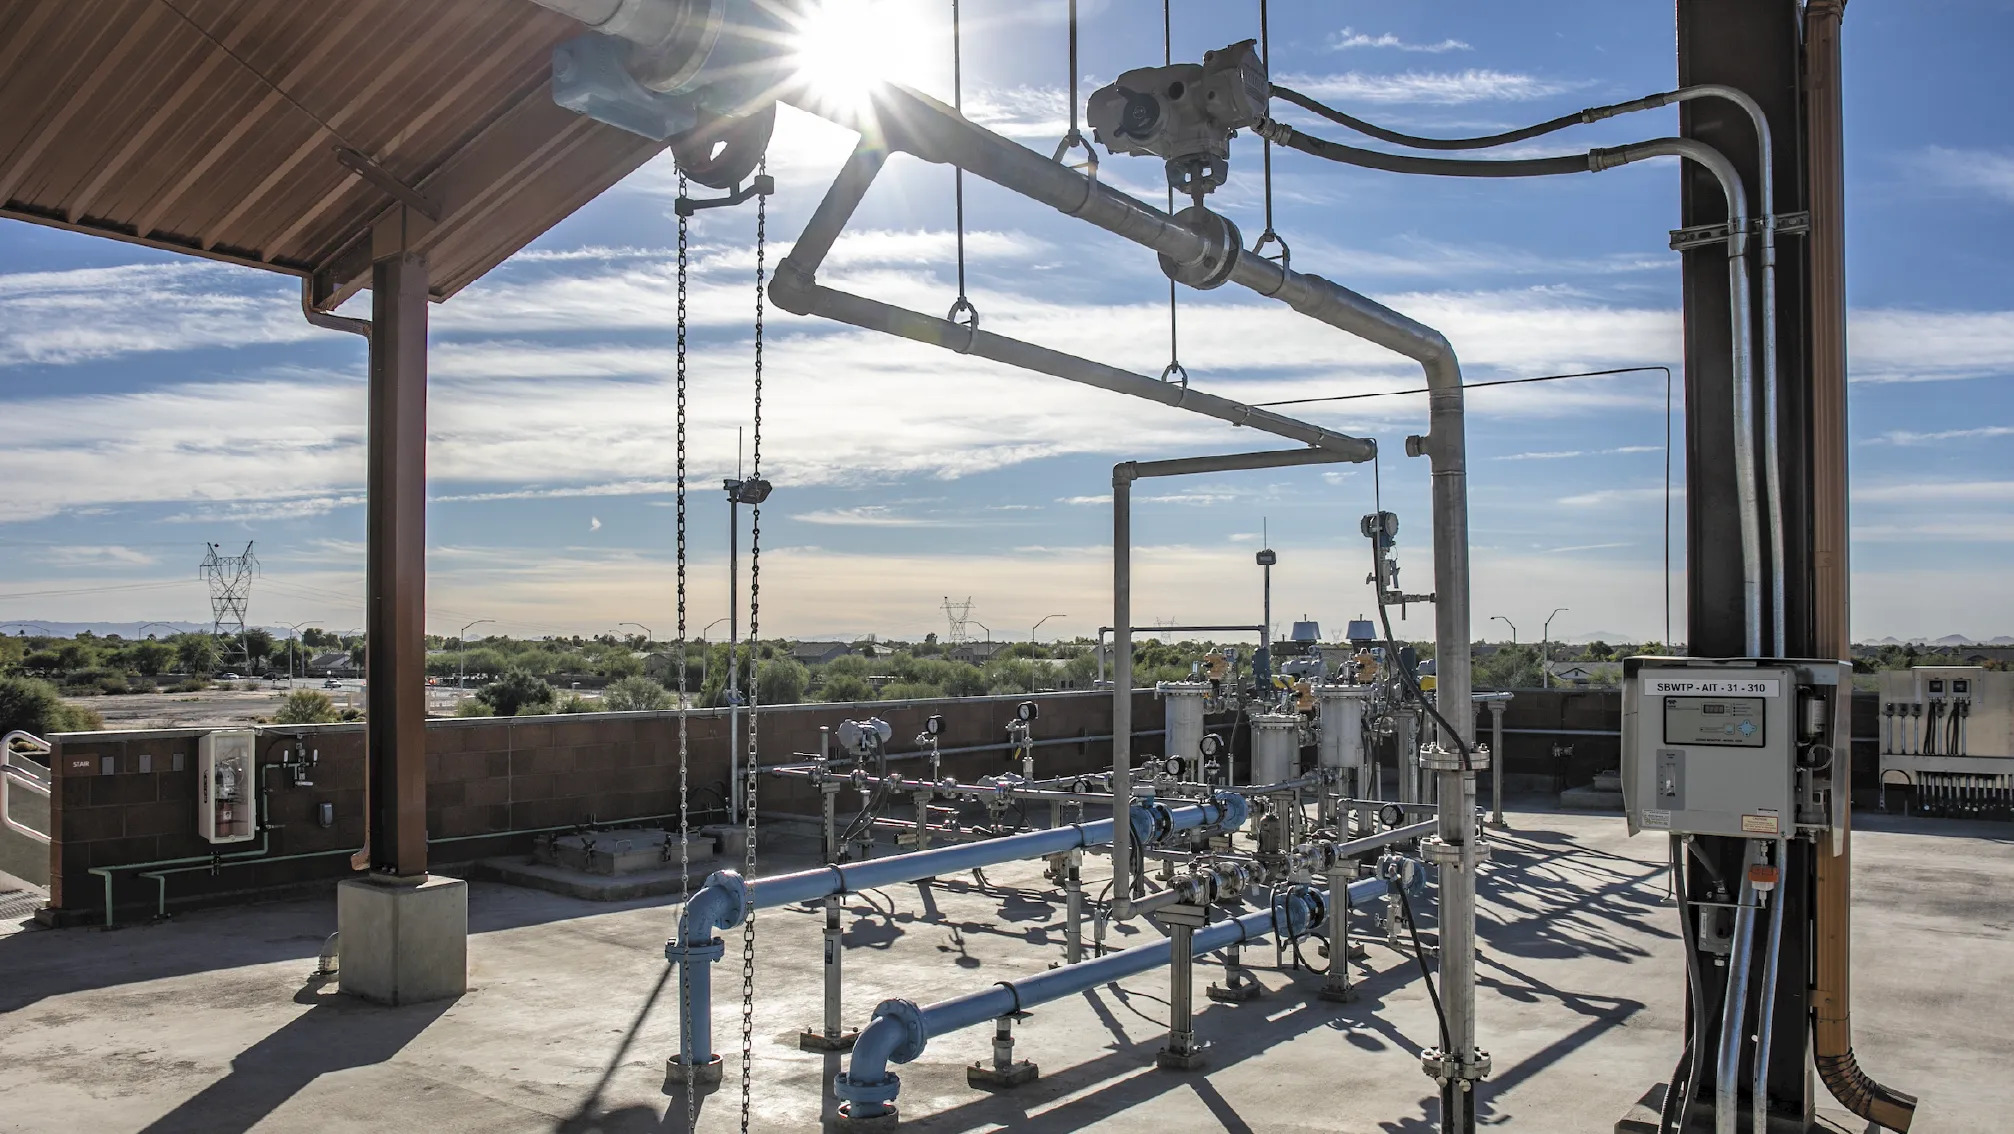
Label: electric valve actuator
xmin=197 ymin=728 xmax=258 ymax=844
xmin=1622 ymin=657 xmax=1848 ymax=845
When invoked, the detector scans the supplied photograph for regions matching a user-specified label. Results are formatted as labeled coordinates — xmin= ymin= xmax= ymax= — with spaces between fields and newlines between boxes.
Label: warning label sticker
xmin=1643 ymin=809 xmax=1672 ymax=829
xmin=1741 ymin=813 xmax=1781 ymax=835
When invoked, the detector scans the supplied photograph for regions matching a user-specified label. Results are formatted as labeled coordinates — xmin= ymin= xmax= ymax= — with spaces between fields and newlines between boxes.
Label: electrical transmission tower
xmin=199 ymin=541 xmax=258 ymax=668
xmin=942 ymin=596 xmax=974 ymax=645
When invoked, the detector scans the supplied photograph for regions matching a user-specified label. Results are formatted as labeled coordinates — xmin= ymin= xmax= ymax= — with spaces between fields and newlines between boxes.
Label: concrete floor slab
xmin=0 ymin=806 xmax=2003 ymax=1133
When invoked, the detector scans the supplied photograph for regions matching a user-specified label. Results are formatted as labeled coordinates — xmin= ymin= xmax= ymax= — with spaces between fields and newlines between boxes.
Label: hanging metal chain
xmin=946 ymin=0 xmax=979 ymax=337
xmin=1159 ymin=0 xmax=1187 ymax=389
xmin=674 ymin=167 xmax=697 ymax=1131
xmin=1251 ymin=0 xmax=1289 ymax=269
xmin=1050 ymin=0 xmax=1097 ymax=176
xmin=738 ymin=156 xmax=767 ymax=1134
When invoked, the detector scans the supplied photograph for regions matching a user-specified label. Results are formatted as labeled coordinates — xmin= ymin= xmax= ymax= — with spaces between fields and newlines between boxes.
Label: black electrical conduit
xmin=1270 ymin=83 xmax=1673 ymax=152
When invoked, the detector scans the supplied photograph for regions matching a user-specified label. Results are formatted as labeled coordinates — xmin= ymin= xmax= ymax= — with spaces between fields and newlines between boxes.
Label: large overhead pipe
xmin=664 ymin=796 xmax=1246 ymax=1080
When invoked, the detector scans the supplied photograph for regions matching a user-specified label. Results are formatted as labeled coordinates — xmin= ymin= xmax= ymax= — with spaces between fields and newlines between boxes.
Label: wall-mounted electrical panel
xmin=1877 ymin=666 xmax=2014 ymax=809
xmin=1622 ymin=657 xmax=1848 ymax=845
xmin=197 ymin=729 xmax=258 ymax=844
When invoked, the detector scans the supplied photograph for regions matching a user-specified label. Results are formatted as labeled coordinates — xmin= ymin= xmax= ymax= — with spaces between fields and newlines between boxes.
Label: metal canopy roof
xmin=0 ymin=0 xmax=665 ymax=307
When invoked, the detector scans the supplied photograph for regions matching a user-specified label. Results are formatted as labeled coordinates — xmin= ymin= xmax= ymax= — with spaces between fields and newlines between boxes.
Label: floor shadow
xmin=135 ymin=992 xmax=454 ymax=1134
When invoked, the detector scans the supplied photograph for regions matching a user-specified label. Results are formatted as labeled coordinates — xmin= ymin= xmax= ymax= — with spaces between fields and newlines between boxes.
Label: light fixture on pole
xmin=969 ymin=620 xmax=992 ymax=644
xmin=458 ymin=619 xmax=494 ymax=691
xmin=1031 ymin=613 xmax=1067 ymax=641
xmin=1489 ymin=615 xmax=1518 ymax=647
xmin=619 ymin=621 xmax=654 ymax=646
xmin=1542 ymin=607 xmax=1569 ymax=689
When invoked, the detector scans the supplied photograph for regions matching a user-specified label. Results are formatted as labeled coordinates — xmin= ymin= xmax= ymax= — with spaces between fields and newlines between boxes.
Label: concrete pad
xmin=477 ymin=853 xmax=720 ymax=902
xmin=0 ymin=806 xmax=2002 ymax=1132
xmin=335 ymin=874 xmax=467 ymax=1005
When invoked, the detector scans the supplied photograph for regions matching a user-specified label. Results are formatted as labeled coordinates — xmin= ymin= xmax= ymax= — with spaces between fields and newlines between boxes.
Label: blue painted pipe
xmin=833 ymin=878 xmax=1393 ymax=1119
xmin=667 ymin=796 xmax=1247 ymax=1069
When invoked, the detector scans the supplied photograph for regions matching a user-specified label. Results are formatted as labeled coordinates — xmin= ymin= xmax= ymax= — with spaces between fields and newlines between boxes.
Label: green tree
xmin=818 ymin=674 xmax=873 ymax=703
xmin=594 ymin=650 xmax=645 ymax=679
xmin=129 ymin=640 xmax=174 ymax=676
xmin=757 ymin=658 xmax=808 ymax=705
xmin=176 ymin=634 xmax=219 ymax=674
xmin=477 ymin=668 xmax=555 ymax=716
xmin=603 ymin=674 xmax=672 ymax=712
xmin=0 ymin=675 xmax=105 ymax=736
xmin=878 ymin=681 xmax=944 ymax=701
xmin=273 ymin=689 xmax=340 ymax=724
xmin=243 ymin=628 xmax=276 ymax=667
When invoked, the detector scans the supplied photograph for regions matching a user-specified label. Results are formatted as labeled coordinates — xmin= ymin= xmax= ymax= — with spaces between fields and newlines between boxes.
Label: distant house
xmin=790 ymin=641 xmax=853 ymax=666
xmin=306 ymin=651 xmax=360 ymax=678
xmin=1546 ymin=660 xmax=1623 ymax=686
xmin=947 ymin=640 xmax=1010 ymax=665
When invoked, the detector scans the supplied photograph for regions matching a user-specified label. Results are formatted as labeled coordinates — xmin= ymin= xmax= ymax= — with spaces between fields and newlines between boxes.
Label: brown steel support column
xmin=365 ymin=250 xmax=430 ymax=878
xmin=1804 ymin=4 xmax=1917 ymax=1128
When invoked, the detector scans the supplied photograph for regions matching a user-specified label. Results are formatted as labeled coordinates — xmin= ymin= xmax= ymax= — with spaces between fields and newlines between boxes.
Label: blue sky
xmin=2 ymin=0 xmax=2010 ymax=645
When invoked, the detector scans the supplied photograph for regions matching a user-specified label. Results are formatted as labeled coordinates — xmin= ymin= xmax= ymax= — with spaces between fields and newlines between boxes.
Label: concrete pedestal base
xmin=665 ymin=1054 xmax=723 ymax=1085
xmin=1155 ymin=1047 xmax=1208 ymax=1071
xmin=967 ymin=1059 xmax=1039 ymax=1088
xmin=799 ymin=1027 xmax=859 ymax=1053
xmin=1207 ymin=979 xmax=1261 ymax=1003
xmin=336 ymin=875 xmax=468 ymax=1005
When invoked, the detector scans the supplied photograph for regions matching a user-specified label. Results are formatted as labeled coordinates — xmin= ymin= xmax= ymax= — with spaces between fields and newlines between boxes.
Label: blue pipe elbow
xmin=834 ymin=999 xmax=927 ymax=1119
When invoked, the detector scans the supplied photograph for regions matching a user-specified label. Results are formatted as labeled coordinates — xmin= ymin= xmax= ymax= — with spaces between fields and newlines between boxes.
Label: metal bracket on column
xmin=1668 ymin=209 xmax=1809 ymax=251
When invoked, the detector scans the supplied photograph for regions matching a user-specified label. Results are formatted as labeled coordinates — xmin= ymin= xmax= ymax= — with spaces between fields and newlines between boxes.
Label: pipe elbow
xmin=683 ymin=870 xmax=748 ymax=942
xmin=834 ymin=999 xmax=927 ymax=1118
xmin=768 ymin=260 xmax=818 ymax=316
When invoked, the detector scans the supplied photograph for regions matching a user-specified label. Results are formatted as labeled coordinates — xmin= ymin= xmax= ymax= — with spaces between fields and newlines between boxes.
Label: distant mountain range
xmin=1868 ymin=634 xmax=2014 ymax=646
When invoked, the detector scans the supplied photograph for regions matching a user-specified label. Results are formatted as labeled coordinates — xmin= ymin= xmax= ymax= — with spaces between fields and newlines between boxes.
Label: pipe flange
xmin=1157 ymin=206 xmax=1243 ymax=291
xmin=1420 ymin=836 xmax=1490 ymax=868
xmin=1210 ymin=790 xmax=1250 ymax=832
xmin=663 ymin=937 xmax=726 ymax=965
xmin=1420 ymin=1045 xmax=1492 ymax=1084
xmin=1419 ymin=743 xmax=1485 ymax=773
xmin=873 ymin=998 xmax=929 ymax=1065
xmin=699 ymin=869 xmax=749 ymax=927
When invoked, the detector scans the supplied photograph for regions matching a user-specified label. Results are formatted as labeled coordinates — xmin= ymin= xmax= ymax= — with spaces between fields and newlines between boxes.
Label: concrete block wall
xmin=40 ymin=690 xmax=1151 ymax=924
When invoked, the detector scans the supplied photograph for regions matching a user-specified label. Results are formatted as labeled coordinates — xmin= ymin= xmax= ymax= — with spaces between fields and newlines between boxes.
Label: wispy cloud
xmin=1855 ymin=480 xmax=2014 ymax=503
xmin=0 ymin=262 xmax=323 ymax=366
xmin=1914 ymin=146 xmax=2014 ymax=205
xmin=42 ymin=545 xmax=160 ymax=567
xmin=1558 ymin=487 xmax=1672 ymax=507
xmin=1866 ymin=425 xmax=2014 ymax=445
xmin=1330 ymin=28 xmax=1472 ymax=54
xmin=1275 ymin=70 xmax=1584 ymax=106
xmin=1496 ymin=444 xmax=1662 ymax=460
xmin=1849 ymin=309 xmax=2014 ymax=384
xmin=792 ymin=505 xmax=966 ymax=527
xmin=1545 ymin=541 xmax=1635 ymax=554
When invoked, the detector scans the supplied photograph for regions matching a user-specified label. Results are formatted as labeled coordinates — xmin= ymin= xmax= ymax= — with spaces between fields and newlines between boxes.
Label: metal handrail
xmin=1 ymin=731 xmax=53 ymax=845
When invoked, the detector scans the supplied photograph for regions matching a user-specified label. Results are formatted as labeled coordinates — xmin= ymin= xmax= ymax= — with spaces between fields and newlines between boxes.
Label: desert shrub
xmin=273 ymin=689 xmax=340 ymax=725
xmin=0 ymin=675 xmax=105 ymax=736
xmin=478 ymin=668 xmax=555 ymax=716
xmin=602 ymin=675 xmax=671 ymax=712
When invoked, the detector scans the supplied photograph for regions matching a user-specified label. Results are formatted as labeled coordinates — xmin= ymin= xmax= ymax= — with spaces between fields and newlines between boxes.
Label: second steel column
xmin=366 ymin=250 xmax=431 ymax=879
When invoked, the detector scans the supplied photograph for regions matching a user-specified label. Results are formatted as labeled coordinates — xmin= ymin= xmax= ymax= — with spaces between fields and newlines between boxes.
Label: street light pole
xmin=1031 ymin=613 xmax=1067 ymax=642
xmin=699 ymin=617 xmax=729 ymax=704
xmin=459 ymin=618 xmax=494 ymax=692
xmin=282 ymin=621 xmax=310 ymax=684
xmin=1489 ymin=614 xmax=1518 ymax=648
xmin=1542 ymin=607 xmax=1569 ymax=690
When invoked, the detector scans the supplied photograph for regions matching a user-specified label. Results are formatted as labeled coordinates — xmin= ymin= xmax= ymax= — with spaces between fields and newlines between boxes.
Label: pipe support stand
xmin=1420 ymin=837 xmax=1490 ymax=869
